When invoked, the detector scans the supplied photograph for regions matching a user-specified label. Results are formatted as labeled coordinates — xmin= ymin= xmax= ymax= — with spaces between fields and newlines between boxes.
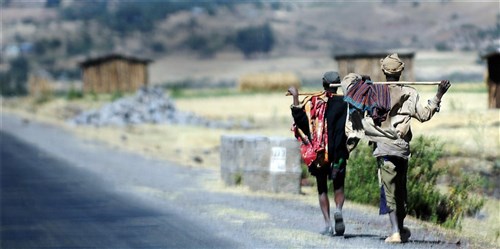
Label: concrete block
xmin=220 ymin=134 xmax=302 ymax=194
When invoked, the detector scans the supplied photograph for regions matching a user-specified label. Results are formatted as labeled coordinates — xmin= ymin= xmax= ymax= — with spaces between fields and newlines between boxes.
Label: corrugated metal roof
xmin=333 ymin=51 xmax=415 ymax=60
xmin=79 ymin=53 xmax=153 ymax=67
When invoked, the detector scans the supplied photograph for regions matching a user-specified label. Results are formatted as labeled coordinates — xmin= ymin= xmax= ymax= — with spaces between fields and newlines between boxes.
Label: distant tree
xmin=0 ymin=57 xmax=29 ymax=96
xmin=59 ymin=1 xmax=239 ymax=36
xmin=1 ymin=0 xmax=12 ymax=7
xmin=46 ymin=0 xmax=60 ymax=8
xmin=186 ymin=35 xmax=208 ymax=51
xmin=270 ymin=2 xmax=282 ymax=10
xmin=382 ymin=0 xmax=398 ymax=4
xmin=66 ymin=31 xmax=93 ymax=56
xmin=435 ymin=42 xmax=451 ymax=51
xmin=108 ymin=2 xmax=192 ymax=35
xmin=185 ymin=33 xmax=226 ymax=59
xmin=33 ymin=38 xmax=62 ymax=56
xmin=60 ymin=1 xmax=108 ymax=21
xmin=151 ymin=42 xmax=166 ymax=53
xmin=235 ymin=24 xmax=275 ymax=58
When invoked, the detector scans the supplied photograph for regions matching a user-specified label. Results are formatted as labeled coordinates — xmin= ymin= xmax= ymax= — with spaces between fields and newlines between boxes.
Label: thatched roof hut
xmin=333 ymin=51 xmax=415 ymax=82
xmin=79 ymin=53 xmax=153 ymax=93
xmin=481 ymin=48 xmax=500 ymax=108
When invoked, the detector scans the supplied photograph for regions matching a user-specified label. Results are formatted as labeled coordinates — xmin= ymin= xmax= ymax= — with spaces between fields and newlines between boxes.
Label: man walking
xmin=288 ymin=71 xmax=355 ymax=236
xmin=341 ymin=54 xmax=451 ymax=243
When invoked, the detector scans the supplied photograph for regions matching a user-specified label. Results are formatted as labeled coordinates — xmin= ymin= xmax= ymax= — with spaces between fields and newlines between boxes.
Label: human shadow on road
xmin=343 ymin=234 xmax=384 ymax=240
xmin=404 ymin=239 xmax=460 ymax=246
xmin=344 ymin=234 xmax=458 ymax=246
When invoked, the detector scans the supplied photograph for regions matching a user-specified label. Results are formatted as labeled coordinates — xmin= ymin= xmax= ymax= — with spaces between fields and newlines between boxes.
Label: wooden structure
xmin=333 ymin=51 xmax=415 ymax=82
xmin=80 ymin=54 xmax=152 ymax=93
xmin=28 ymin=70 xmax=53 ymax=99
xmin=481 ymin=48 xmax=500 ymax=109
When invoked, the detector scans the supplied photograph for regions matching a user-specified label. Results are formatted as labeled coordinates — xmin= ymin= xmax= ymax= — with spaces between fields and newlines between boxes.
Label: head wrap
xmin=380 ymin=53 xmax=405 ymax=76
xmin=340 ymin=73 xmax=362 ymax=95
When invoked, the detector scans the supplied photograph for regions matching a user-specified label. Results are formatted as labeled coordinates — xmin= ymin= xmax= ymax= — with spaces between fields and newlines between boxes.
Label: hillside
xmin=1 ymin=1 xmax=498 ymax=92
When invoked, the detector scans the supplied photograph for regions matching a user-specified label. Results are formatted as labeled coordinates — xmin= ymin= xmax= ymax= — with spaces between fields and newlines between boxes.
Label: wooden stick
xmin=285 ymin=92 xmax=343 ymax=96
xmin=329 ymin=81 xmax=441 ymax=87
xmin=285 ymin=91 xmax=322 ymax=96
xmin=285 ymin=81 xmax=441 ymax=96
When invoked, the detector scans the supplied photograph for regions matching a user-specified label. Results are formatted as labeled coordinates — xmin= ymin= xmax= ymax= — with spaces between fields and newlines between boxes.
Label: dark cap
xmin=323 ymin=71 xmax=341 ymax=84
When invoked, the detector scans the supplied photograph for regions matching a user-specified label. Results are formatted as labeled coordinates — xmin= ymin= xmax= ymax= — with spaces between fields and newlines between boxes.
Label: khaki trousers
xmin=378 ymin=156 xmax=408 ymax=220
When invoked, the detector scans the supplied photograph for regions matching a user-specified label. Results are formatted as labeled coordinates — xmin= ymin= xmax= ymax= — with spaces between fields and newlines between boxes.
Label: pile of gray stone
xmin=69 ymin=86 xmax=251 ymax=129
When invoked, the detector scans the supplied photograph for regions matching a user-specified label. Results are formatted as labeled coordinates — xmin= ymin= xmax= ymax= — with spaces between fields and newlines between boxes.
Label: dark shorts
xmin=309 ymin=159 xmax=346 ymax=194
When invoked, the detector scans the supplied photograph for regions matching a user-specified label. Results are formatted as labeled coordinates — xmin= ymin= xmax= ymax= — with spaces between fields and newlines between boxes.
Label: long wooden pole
xmin=329 ymin=81 xmax=441 ymax=87
xmin=285 ymin=91 xmax=344 ymax=96
xmin=285 ymin=81 xmax=441 ymax=96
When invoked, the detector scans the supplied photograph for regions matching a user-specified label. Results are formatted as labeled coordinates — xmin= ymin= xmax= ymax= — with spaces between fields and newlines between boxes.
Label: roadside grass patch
xmin=345 ymin=136 xmax=485 ymax=229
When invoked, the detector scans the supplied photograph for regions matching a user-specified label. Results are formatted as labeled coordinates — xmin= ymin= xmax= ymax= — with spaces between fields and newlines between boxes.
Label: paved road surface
xmin=1 ymin=113 xmax=476 ymax=248
xmin=1 ymin=131 xmax=237 ymax=248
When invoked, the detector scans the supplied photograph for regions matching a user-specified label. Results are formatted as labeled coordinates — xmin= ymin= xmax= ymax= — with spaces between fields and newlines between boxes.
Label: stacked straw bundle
xmin=239 ymin=72 xmax=301 ymax=92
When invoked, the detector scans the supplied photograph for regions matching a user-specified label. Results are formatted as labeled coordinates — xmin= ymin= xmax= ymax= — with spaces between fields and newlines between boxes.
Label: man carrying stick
xmin=288 ymin=71 xmax=357 ymax=236
xmin=341 ymin=53 xmax=451 ymax=243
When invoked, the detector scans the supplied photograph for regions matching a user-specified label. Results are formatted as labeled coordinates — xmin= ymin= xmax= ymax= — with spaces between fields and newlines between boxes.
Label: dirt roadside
xmin=2 ymin=112 xmax=493 ymax=249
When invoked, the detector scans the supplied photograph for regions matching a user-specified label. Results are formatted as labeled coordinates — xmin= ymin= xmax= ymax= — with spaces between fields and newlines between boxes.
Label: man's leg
xmin=316 ymin=171 xmax=333 ymax=236
xmin=332 ymin=188 xmax=345 ymax=236
xmin=379 ymin=157 xmax=401 ymax=243
xmin=334 ymin=187 xmax=345 ymax=210
xmin=319 ymin=192 xmax=331 ymax=227
xmin=332 ymin=161 xmax=346 ymax=236
xmin=394 ymin=158 xmax=410 ymax=242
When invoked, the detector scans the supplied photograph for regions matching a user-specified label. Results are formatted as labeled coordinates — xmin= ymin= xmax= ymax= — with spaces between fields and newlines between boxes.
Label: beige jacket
xmin=342 ymin=73 xmax=441 ymax=159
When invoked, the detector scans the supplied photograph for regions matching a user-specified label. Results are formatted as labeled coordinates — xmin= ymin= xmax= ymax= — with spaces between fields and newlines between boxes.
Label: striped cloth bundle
xmin=343 ymin=80 xmax=391 ymax=125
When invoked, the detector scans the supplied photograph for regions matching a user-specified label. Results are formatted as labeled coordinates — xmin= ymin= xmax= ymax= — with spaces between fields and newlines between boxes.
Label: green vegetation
xmin=185 ymin=33 xmax=228 ymax=59
xmin=0 ymin=57 xmax=29 ymax=96
xmin=234 ymin=172 xmax=243 ymax=186
xmin=57 ymin=1 xmax=276 ymax=59
xmin=66 ymin=31 xmax=93 ymax=56
xmin=235 ymin=24 xmax=275 ymax=58
xmin=60 ymin=1 xmax=237 ymax=35
xmin=345 ymin=136 xmax=485 ymax=229
xmin=66 ymin=87 xmax=83 ymax=100
xmin=343 ymin=144 xmax=379 ymax=204
xmin=110 ymin=91 xmax=124 ymax=101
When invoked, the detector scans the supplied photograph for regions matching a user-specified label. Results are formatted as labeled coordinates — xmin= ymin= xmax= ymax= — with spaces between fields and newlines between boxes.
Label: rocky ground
xmin=69 ymin=86 xmax=252 ymax=129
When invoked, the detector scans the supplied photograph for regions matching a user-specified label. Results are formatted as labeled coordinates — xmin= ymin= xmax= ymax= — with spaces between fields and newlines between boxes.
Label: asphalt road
xmin=0 ymin=113 xmax=481 ymax=249
xmin=0 ymin=131 xmax=237 ymax=248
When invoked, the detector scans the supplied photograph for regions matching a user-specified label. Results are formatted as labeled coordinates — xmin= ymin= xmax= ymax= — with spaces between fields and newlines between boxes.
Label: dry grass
xmin=239 ymin=72 xmax=301 ymax=92
xmin=175 ymin=86 xmax=499 ymax=158
xmin=3 ymin=84 xmax=498 ymax=167
xmin=2 ymin=58 xmax=500 ymax=246
xmin=2 ymin=82 xmax=499 ymax=247
xmin=462 ymin=198 xmax=500 ymax=246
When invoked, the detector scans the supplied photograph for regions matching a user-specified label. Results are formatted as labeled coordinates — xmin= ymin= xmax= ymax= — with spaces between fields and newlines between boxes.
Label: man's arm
xmin=288 ymin=86 xmax=310 ymax=136
xmin=436 ymin=80 xmax=451 ymax=100
xmin=411 ymin=80 xmax=451 ymax=122
xmin=345 ymin=107 xmax=364 ymax=151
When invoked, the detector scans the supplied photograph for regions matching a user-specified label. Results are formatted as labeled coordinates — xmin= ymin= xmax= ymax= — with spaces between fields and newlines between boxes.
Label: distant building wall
xmin=80 ymin=54 xmax=152 ymax=93
xmin=334 ymin=52 xmax=415 ymax=82
xmin=482 ymin=50 xmax=500 ymax=109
